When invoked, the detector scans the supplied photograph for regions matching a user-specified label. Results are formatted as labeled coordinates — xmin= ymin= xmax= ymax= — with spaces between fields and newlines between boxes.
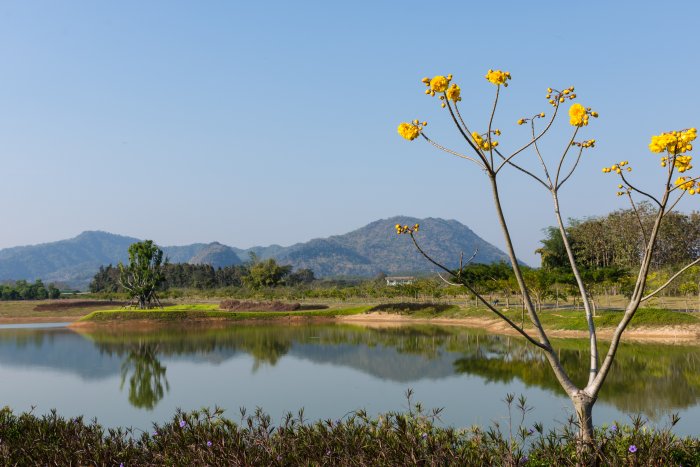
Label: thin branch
xmin=664 ymin=190 xmax=687 ymax=216
xmin=408 ymin=233 xmax=549 ymax=350
xmin=437 ymin=272 xmax=461 ymax=287
xmin=531 ymin=120 xmax=553 ymax=188
xmin=444 ymin=99 xmax=488 ymax=167
xmin=667 ymin=174 xmax=700 ymax=194
xmin=421 ymin=134 xmax=486 ymax=169
xmin=487 ymin=85 xmax=500 ymax=168
xmin=453 ymin=103 xmax=473 ymax=138
xmin=626 ymin=191 xmax=649 ymax=247
xmin=556 ymin=146 xmax=584 ymax=190
xmin=618 ymin=172 xmax=662 ymax=208
xmin=494 ymin=103 xmax=560 ymax=173
xmin=491 ymin=147 xmax=550 ymax=189
xmin=641 ymin=256 xmax=700 ymax=302
xmin=553 ymin=127 xmax=580 ymax=188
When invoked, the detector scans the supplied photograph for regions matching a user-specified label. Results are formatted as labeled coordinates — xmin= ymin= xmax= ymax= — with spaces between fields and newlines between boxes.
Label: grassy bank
xmin=367 ymin=303 xmax=700 ymax=331
xmin=0 ymin=405 xmax=697 ymax=465
xmin=78 ymin=304 xmax=372 ymax=323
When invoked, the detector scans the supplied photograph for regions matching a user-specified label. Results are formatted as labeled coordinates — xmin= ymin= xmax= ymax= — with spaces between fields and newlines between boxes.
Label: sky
xmin=0 ymin=0 xmax=698 ymax=266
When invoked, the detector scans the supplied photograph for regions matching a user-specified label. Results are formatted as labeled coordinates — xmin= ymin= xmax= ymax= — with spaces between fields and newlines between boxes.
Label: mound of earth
xmin=219 ymin=300 xmax=328 ymax=312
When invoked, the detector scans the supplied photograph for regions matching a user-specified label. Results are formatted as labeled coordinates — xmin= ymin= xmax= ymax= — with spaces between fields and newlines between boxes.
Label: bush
xmin=0 ymin=403 xmax=698 ymax=465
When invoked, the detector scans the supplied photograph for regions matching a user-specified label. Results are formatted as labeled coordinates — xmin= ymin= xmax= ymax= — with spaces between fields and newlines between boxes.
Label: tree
xmin=118 ymin=240 xmax=166 ymax=309
xmin=396 ymin=70 xmax=700 ymax=444
xmin=244 ymin=257 xmax=292 ymax=289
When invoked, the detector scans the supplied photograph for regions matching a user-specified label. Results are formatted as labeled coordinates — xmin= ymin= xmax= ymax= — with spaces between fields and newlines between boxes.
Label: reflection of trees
xmin=78 ymin=324 xmax=700 ymax=418
xmin=120 ymin=342 xmax=169 ymax=410
xmin=453 ymin=336 xmax=700 ymax=419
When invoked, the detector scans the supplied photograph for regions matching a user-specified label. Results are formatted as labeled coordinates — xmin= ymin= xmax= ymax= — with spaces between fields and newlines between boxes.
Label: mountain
xmin=0 ymin=217 xmax=510 ymax=288
xmin=187 ymin=242 xmax=242 ymax=269
xmin=0 ymin=231 xmax=139 ymax=288
xmin=272 ymin=216 xmax=509 ymax=277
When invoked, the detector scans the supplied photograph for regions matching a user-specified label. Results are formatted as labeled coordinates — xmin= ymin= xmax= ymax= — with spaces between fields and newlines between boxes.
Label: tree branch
xmin=641 ymin=256 xmax=700 ymax=302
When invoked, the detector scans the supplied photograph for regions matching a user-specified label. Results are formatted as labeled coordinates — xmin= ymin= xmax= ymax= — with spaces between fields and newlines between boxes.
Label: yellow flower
xmin=569 ymin=103 xmax=589 ymax=127
xmin=675 ymin=155 xmax=693 ymax=173
xmin=446 ymin=83 xmax=461 ymax=102
xmin=429 ymin=75 xmax=450 ymax=92
xmin=485 ymin=69 xmax=511 ymax=86
xmin=649 ymin=128 xmax=697 ymax=154
xmin=675 ymin=177 xmax=695 ymax=191
xmin=472 ymin=131 xmax=498 ymax=151
xmin=397 ymin=122 xmax=420 ymax=141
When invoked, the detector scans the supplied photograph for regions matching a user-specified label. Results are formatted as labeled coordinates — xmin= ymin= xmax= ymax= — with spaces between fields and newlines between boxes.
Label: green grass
xmin=408 ymin=305 xmax=700 ymax=330
xmin=79 ymin=305 xmax=372 ymax=322
xmin=362 ymin=303 xmax=700 ymax=330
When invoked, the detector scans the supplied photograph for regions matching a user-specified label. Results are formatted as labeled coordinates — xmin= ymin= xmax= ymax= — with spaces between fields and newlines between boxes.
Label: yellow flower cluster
xmin=602 ymin=161 xmax=631 ymax=174
xmin=446 ymin=83 xmax=461 ymax=102
xmin=422 ymin=75 xmax=457 ymax=108
xmin=674 ymin=177 xmax=699 ymax=195
xmin=517 ymin=112 xmax=545 ymax=126
xmin=395 ymin=223 xmax=420 ymax=235
xmin=546 ymin=86 xmax=577 ymax=106
xmin=569 ymin=104 xmax=587 ymax=126
xmin=569 ymin=104 xmax=597 ymax=127
xmin=675 ymin=155 xmax=693 ymax=173
xmin=397 ymin=121 xmax=424 ymax=141
xmin=572 ymin=139 xmax=596 ymax=148
xmin=649 ymin=128 xmax=696 ymax=154
xmin=485 ymin=69 xmax=511 ymax=86
xmin=422 ymin=75 xmax=453 ymax=96
xmin=472 ymin=131 xmax=499 ymax=151
xmin=615 ymin=183 xmax=630 ymax=197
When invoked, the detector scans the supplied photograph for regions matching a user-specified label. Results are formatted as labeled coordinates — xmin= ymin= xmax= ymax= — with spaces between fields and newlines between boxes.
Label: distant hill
xmin=0 ymin=217 xmax=510 ymax=288
xmin=271 ymin=216 xmax=510 ymax=277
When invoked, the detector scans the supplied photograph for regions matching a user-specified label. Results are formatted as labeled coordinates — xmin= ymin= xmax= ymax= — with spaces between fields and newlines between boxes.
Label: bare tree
xmin=396 ymin=71 xmax=700 ymax=443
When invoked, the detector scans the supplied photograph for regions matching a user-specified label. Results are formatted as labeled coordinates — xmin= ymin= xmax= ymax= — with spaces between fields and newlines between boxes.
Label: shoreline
xmin=4 ymin=310 xmax=699 ymax=344
xmin=339 ymin=312 xmax=700 ymax=343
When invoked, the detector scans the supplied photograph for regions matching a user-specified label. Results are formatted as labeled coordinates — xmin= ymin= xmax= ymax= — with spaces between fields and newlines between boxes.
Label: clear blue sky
xmin=0 ymin=1 xmax=698 ymax=265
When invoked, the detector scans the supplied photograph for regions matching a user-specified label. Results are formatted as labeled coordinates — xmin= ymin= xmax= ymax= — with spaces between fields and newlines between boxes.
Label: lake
xmin=0 ymin=322 xmax=698 ymax=436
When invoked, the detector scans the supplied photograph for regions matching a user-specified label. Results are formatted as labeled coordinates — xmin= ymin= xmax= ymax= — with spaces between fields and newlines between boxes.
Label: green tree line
xmin=89 ymin=257 xmax=315 ymax=293
xmin=0 ymin=280 xmax=61 ymax=300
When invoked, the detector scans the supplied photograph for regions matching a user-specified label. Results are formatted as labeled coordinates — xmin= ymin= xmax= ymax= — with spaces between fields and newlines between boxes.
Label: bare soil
xmin=339 ymin=312 xmax=700 ymax=343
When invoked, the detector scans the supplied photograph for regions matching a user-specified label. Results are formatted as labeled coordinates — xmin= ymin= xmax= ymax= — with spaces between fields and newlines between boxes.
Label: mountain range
xmin=0 ymin=216 xmax=510 ymax=289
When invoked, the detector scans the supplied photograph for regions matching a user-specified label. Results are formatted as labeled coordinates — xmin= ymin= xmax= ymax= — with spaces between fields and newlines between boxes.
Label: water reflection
xmin=120 ymin=343 xmax=169 ymax=410
xmin=1 ymin=323 xmax=698 ymax=419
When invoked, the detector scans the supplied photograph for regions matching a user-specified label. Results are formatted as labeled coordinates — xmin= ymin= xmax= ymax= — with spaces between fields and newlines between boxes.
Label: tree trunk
xmin=572 ymin=392 xmax=595 ymax=443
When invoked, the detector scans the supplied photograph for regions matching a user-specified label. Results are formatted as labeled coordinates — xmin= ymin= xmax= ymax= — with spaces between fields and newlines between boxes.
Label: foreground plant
xmin=0 ymin=405 xmax=698 ymax=465
xmin=396 ymin=70 xmax=700 ymax=442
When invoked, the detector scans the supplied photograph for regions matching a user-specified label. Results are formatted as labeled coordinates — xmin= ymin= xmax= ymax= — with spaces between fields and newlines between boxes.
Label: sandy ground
xmin=338 ymin=312 xmax=700 ymax=343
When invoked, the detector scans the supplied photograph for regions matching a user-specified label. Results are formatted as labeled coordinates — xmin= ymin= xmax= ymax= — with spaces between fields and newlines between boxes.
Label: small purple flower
xmin=179 ymin=420 xmax=186 ymax=428
xmin=276 ymin=455 xmax=282 ymax=461
xmin=629 ymin=445 xmax=637 ymax=453
xmin=207 ymin=440 xmax=212 ymax=447
xmin=528 ymin=428 xmax=534 ymax=435
xmin=519 ymin=455 xmax=528 ymax=465
xmin=421 ymin=432 xmax=428 ymax=439
xmin=120 ymin=463 xmax=124 ymax=467
xmin=152 ymin=431 xmax=158 ymax=436
xmin=610 ymin=424 xmax=617 ymax=432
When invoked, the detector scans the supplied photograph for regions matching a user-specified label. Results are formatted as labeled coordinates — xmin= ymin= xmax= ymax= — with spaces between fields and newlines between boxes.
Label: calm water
xmin=0 ymin=322 xmax=699 ymax=435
